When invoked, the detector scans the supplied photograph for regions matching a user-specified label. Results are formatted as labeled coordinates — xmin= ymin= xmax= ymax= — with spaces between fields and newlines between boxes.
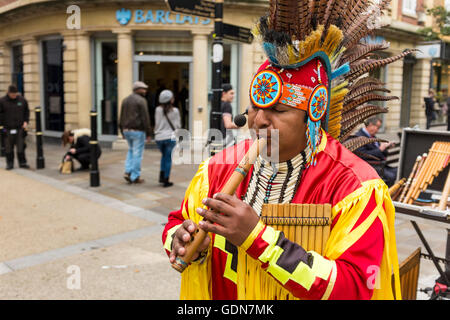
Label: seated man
xmin=354 ymin=117 xmax=397 ymax=187
xmin=61 ymin=129 xmax=101 ymax=171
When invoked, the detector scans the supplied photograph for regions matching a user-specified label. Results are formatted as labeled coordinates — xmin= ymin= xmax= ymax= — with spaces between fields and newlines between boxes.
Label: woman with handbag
xmin=154 ymin=90 xmax=181 ymax=187
xmin=61 ymin=129 xmax=101 ymax=173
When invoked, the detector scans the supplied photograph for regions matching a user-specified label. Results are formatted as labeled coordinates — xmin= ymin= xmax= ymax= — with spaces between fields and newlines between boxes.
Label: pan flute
xmin=238 ymin=203 xmax=332 ymax=300
xmin=262 ymin=203 xmax=332 ymax=253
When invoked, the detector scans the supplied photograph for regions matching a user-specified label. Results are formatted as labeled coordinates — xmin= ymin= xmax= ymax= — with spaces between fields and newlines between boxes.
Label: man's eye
xmin=273 ymin=108 xmax=287 ymax=113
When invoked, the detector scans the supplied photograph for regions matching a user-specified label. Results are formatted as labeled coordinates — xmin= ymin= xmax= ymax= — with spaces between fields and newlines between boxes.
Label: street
xmin=0 ymin=139 xmax=448 ymax=300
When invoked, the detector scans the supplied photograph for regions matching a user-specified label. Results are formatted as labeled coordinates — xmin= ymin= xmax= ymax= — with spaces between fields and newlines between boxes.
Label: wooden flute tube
xmin=439 ymin=170 xmax=450 ymax=211
xmin=412 ymin=143 xmax=449 ymax=203
xmin=404 ymin=154 xmax=427 ymax=203
xmin=171 ymin=138 xmax=267 ymax=273
xmin=389 ymin=178 xmax=405 ymax=199
xmin=398 ymin=155 xmax=422 ymax=202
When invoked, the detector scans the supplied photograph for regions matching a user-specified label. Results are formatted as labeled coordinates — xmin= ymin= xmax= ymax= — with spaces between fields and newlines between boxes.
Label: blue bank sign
xmin=116 ymin=8 xmax=211 ymax=26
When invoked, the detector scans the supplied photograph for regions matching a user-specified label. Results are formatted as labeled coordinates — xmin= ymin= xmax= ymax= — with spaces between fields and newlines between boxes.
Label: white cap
xmin=133 ymin=81 xmax=148 ymax=91
xmin=159 ymin=90 xmax=174 ymax=104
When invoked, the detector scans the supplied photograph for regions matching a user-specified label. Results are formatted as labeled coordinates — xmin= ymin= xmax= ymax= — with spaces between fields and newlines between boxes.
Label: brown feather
xmin=345 ymin=84 xmax=391 ymax=103
xmin=347 ymin=49 xmax=417 ymax=81
xmin=341 ymin=42 xmax=390 ymax=65
xmin=340 ymin=106 xmax=388 ymax=141
xmin=343 ymin=136 xmax=388 ymax=152
xmin=343 ymin=94 xmax=398 ymax=113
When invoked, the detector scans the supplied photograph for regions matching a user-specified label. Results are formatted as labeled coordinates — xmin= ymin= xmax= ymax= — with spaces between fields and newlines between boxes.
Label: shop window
xmin=402 ymin=0 xmax=417 ymax=16
xmin=11 ymin=45 xmax=24 ymax=95
xmin=42 ymin=39 xmax=65 ymax=132
xmin=95 ymin=41 xmax=118 ymax=135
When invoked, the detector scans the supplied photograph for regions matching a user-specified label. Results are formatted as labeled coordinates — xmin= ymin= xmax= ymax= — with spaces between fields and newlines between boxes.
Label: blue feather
xmin=331 ymin=63 xmax=350 ymax=80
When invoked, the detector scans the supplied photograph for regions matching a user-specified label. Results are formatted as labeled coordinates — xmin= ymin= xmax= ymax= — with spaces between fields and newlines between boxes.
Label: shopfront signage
xmin=116 ymin=8 xmax=211 ymax=26
xmin=223 ymin=23 xmax=253 ymax=44
xmin=415 ymin=42 xmax=442 ymax=59
xmin=166 ymin=0 xmax=215 ymax=19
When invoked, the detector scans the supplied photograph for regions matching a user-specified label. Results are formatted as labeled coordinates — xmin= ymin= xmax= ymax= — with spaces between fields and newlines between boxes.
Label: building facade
xmin=0 ymin=0 xmax=439 ymax=145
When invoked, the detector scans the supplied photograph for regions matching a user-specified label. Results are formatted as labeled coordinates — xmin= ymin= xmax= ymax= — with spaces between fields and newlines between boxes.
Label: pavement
xmin=0 ymin=138 xmax=448 ymax=300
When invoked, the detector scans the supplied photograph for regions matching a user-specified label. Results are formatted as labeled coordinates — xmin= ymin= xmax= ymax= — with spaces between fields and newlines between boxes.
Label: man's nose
xmin=253 ymin=108 xmax=271 ymax=128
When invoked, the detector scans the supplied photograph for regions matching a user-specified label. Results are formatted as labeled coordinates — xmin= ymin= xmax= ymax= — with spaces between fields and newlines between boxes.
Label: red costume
xmin=163 ymin=131 xmax=400 ymax=300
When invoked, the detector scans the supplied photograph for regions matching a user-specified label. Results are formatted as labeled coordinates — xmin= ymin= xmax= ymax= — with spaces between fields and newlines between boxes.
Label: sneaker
xmin=124 ymin=173 xmax=131 ymax=183
xmin=19 ymin=164 xmax=30 ymax=169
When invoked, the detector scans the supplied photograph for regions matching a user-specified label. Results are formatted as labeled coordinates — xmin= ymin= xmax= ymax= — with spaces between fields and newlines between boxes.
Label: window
xmin=42 ymin=39 xmax=65 ymax=132
xmin=402 ymin=0 xmax=417 ymax=16
xmin=11 ymin=45 xmax=24 ymax=95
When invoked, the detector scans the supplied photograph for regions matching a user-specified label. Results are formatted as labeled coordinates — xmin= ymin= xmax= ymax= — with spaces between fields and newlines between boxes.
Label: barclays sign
xmin=116 ymin=8 xmax=211 ymax=26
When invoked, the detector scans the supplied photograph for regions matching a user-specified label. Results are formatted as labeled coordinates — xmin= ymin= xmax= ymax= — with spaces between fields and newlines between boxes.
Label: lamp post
xmin=209 ymin=0 xmax=224 ymax=155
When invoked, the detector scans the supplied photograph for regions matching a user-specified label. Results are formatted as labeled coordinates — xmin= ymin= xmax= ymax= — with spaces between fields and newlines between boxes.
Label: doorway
xmin=134 ymin=55 xmax=192 ymax=132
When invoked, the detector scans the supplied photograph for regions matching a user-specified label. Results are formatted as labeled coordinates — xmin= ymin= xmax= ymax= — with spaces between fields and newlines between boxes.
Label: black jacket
xmin=72 ymin=135 xmax=101 ymax=158
xmin=354 ymin=128 xmax=387 ymax=161
xmin=119 ymin=93 xmax=152 ymax=136
xmin=0 ymin=95 xmax=30 ymax=129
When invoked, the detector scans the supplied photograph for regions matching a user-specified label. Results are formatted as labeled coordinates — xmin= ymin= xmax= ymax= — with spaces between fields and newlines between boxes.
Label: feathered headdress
xmin=249 ymin=0 xmax=415 ymax=166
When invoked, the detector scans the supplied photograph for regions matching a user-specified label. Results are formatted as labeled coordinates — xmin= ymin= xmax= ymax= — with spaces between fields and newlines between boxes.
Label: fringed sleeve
xmin=161 ymin=158 xmax=213 ymax=300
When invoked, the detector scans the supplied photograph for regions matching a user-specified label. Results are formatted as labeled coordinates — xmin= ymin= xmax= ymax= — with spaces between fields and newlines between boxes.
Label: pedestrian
xmin=119 ymin=81 xmax=152 ymax=184
xmin=154 ymin=89 xmax=181 ymax=188
xmin=61 ymin=129 xmax=101 ymax=171
xmin=0 ymin=85 xmax=30 ymax=170
xmin=423 ymin=89 xmax=437 ymax=129
xmin=219 ymin=84 xmax=239 ymax=147
xmin=162 ymin=0 xmax=407 ymax=300
xmin=354 ymin=117 xmax=397 ymax=187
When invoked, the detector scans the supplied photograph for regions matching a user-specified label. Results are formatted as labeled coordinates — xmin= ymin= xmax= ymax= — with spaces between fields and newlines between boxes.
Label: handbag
xmin=59 ymin=157 xmax=73 ymax=174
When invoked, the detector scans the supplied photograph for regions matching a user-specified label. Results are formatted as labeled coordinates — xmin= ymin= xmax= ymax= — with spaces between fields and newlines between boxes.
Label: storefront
xmin=0 ymin=0 xmax=438 ymax=143
xmin=0 ymin=0 xmax=266 ymax=145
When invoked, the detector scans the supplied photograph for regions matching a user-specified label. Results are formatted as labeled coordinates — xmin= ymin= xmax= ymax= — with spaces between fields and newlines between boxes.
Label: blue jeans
xmin=123 ymin=131 xmax=146 ymax=182
xmin=156 ymin=139 xmax=176 ymax=179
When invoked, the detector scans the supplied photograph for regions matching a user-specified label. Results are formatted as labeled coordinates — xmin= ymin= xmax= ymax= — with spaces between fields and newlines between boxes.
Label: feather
xmin=340 ymin=105 xmax=388 ymax=141
xmin=341 ymin=0 xmax=373 ymax=32
xmin=343 ymin=136 xmax=388 ymax=152
xmin=342 ymin=94 xmax=398 ymax=113
xmin=349 ymin=76 xmax=384 ymax=91
xmin=345 ymin=84 xmax=391 ymax=103
xmin=298 ymin=0 xmax=314 ymax=41
xmin=347 ymin=49 xmax=418 ymax=81
xmin=341 ymin=42 xmax=391 ymax=65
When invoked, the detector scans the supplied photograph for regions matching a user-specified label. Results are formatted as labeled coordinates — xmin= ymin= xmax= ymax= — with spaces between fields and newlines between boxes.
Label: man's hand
xmin=169 ymin=220 xmax=211 ymax=264
xmin=380 ymin=142 xmax=395 ymax=152
xmin=196 ymin=193 xmax=260 ymax=247
xmin=22 ymin=122 xmax=28 ymax=129
xmin=69 ymin=148 xmax=76 ymax=154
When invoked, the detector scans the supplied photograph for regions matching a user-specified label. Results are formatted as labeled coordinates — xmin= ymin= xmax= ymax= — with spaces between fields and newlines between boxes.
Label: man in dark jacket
xmin=0 ymin=85 xmax=30 ymax=170
xmin=119 ymin=81 xmax=152 ymax=184
xmin=354 ymin=117 xmax=397 ymax=187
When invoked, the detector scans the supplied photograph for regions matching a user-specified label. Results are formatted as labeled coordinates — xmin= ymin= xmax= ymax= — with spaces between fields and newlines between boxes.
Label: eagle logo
xmin=116 ymin=8 xmax=132 ymax=26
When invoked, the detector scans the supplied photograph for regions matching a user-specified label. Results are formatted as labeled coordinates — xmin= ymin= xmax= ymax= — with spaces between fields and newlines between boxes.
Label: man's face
xmin=247 ymin=103 xmax=307 ymax=162
xmin=7 ymin=92 xmax=18 ymax=100
xmin=222 ymin=90 xmax=235 ymax=103
xmin=366 ymin=121 xmax=382 ymax=137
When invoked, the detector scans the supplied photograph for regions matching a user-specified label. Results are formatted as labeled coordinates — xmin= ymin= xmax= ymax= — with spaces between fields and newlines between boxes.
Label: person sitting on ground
xmin=61 ymin=129 xmax=101 ymax=171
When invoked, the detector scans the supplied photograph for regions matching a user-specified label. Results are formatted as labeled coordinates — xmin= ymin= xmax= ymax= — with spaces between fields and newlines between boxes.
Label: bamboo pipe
xmin=398 ymin=155 xmax=422 ymax=202
xmin=171 ymin=138 xmax=267 ymax=273
xmin=404 ymin=154 xmax=427 ymax=203
xmin=439 ymin=168 xmax=450 ymax=211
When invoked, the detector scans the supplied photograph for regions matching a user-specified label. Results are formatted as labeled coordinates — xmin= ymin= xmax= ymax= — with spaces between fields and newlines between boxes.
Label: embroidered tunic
xmin=162 ymin=131 xmax=400 ymax=300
